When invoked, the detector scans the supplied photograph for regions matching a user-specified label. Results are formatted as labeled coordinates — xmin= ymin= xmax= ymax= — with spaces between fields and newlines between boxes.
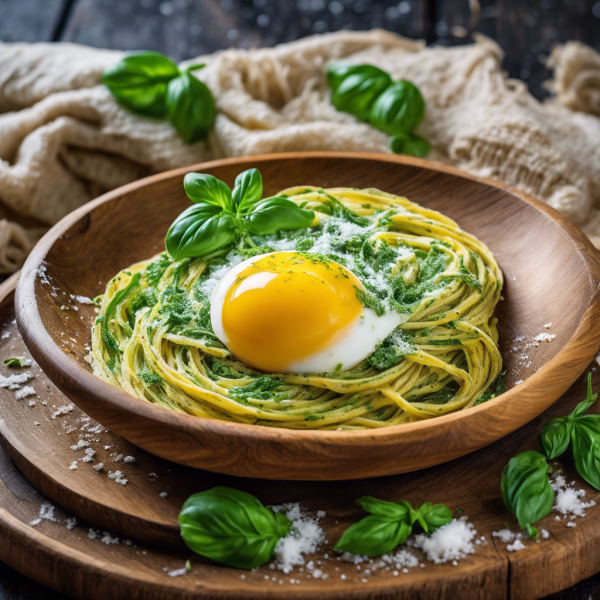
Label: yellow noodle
xmin=91 ymin=186 xmax=503 ymax=429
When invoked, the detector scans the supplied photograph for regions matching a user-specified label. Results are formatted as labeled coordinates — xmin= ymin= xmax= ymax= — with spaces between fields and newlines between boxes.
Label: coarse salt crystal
xmin=108 ymin=470 xmax=128 ymax=485
xmin=270 ymin=504 xmax=326 ymax=573
xmin=51 ymin=404 xmax=73 ymax=418
xmin=412 ymin=517 xmax=477 ymax=564
xmin=492 ymin=529 xmax=515 ymax=543
xmin=552 ymin=475 xmax=596 ymax=517
xmin=507 ymin=539 xmax=526 ymax=552
xmin=533 ymin=333 xmax=556 ymax=343
xmin=15 ymin=386 xmax=36 ymax=400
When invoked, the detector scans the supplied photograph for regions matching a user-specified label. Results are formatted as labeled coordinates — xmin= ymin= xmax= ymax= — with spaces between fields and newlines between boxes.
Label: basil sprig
xmin=500 ymin=450 xmax=554 ymax=539
xmin=326 ymin=63 xmax=429 ymax=158
xmin=179 ymin=487 xmax=292 ymax=569
xmin=4 ymin=357 xmax=31 ymax=368
xmin=333 ymin=496 xmax=452 ymax=556
xmin=166 ymin=168 xmax=315 ymax=260
xmin=103 ymin=51 xmax=215 ymax=143
xmin=389 ymin=133 xmax=430 ymax=158
xmin=369 ymin=80 xmax=425 ymax=136
xmin=328 ymin=64 xmax=392 ymax=122
xmin=540 ymin=373 xmax=600 ymax=490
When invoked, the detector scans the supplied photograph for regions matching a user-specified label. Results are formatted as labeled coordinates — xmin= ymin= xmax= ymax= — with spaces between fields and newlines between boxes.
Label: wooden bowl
xmin=15 ymin=152 xmax=600 ymax=480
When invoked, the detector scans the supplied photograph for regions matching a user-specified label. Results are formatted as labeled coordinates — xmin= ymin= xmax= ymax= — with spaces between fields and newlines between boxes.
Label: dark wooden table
xmin=1 ymin=0 xmax=600 ymax=597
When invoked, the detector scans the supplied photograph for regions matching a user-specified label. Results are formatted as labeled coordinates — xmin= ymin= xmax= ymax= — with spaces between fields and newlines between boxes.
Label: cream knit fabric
xmin=0 ymin=30 xmax=599 ymax=273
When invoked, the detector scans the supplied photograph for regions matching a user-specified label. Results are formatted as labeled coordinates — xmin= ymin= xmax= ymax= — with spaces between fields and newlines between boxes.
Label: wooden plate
xmin=3 ymin=275 xmax=600 ymax=599
xmin=14 ymin=152 xmax=600 ymax=480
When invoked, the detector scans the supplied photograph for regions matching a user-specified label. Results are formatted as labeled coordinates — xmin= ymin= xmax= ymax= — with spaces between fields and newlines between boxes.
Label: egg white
xmin=210 ymin=253 xmax=409 ymax=374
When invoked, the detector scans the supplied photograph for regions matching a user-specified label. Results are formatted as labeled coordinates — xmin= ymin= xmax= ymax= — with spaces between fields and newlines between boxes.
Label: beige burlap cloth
xmin=0 ymin=30 xmax=599 ymax=273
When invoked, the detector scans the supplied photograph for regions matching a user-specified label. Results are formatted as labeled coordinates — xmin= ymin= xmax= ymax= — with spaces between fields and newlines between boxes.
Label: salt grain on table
xmin=270 ymin=503 xmax=326 ymax=574
xmin=412 ymin=518 xmax=477 ymax=564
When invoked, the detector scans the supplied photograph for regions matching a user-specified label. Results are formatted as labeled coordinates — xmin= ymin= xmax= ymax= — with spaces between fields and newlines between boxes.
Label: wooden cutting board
xmin=1 ymin=274 xmax=600 ymax=600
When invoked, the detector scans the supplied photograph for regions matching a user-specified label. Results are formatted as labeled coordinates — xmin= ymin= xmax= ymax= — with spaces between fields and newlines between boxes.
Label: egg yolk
xmin=221 ymin=252 xmax=363 ymax=373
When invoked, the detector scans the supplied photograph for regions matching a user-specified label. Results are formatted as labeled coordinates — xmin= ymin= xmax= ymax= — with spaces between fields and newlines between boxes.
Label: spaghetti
xmin=91 ymin=186 xmax=503 ymax=429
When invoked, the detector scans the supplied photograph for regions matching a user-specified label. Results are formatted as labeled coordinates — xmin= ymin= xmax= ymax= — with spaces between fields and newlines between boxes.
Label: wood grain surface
xmin=3 ymin=276 xmax=600 ymax=599
xmin=15 ymin=153 xmax=600 ymax=480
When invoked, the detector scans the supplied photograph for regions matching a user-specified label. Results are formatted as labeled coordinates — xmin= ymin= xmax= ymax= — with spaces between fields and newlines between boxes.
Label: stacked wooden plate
xmin=2 ymin=154 xmax=600 ymax=599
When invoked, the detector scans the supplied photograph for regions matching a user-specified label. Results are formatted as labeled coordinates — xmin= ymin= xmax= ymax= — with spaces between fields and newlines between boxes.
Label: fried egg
xmin=210 ymin=252 xmax=407 ymax=373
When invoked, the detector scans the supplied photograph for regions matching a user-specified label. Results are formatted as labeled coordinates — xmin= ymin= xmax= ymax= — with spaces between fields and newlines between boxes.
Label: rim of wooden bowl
xmin=15 ymin=152 xmax=600 ymax=479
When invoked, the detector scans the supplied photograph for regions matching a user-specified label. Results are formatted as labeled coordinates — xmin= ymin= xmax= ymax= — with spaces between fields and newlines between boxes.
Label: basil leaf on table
xmin=243 ymin=197 xmax=315 ymax=235
xmin=103 ymin=51 xmax=180 ymax=117
xmin=334 ymin=514 xmax=412 ymax=556
xmin=538 ymin=372 xmax=600 ymax=490
xmin=389 ymin=133 xmax=430 ymax=158
xmin=166 ymin=204 xmax=236 ymax=260
xmin=500 ymin=450 xmax=554 ymax=539
xmin=4 ymin=357 xmax=30 ymax=368
xmin=179 ymin=487 xmax=292 ymax=569
xmin=328 ymin=64 xmax=392 ymax=122
xmin=166 ymin=70 xmax=216 ymax=143
xmin=334 ymin=496 xmax=453 ymax=556
xmin=415 ymin=502 xmax=453 ymax=532
xmin=572 ymin=417 xmax=600 ymax=490
xmin=355 ymin=496 xmax=411 ymax=520
xmin=232 ymin=168 xmax=263 ymax=214
xmin=369 ymin=80 xmax=425 ymax=136
xmin=183 ymin=172 xmax=233 ymax=211
xmin=539 ymin=416 xmax=572 ymax=459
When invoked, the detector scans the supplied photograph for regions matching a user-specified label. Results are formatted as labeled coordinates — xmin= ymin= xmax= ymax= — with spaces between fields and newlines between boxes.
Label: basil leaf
xmin=370 ymin=80 xmax=425 ymax=136
xmin=355 ymin=496 xmax=411 ymax=520
xmin=232 ymin=168 xmax=263 ymax=214
xmin=327 ymin=63 xmax=390 ymax=93
xmin=539 ymin=416 xmax=572 ymax=459
xmin=333 ymin=514 xmax=412 ymax=557
xmin=183 ymin=172 xmax=233 ymax=211
xmin=242 ymin=197 xmax=314 ymax=235
xmin=4 ymin=357 xmax=31 ymax=368
xmin=166 ymin=204 xmax=236 ymax=260
xmin=103 ymin=51 xmax=180 ymax=117
xmin=184 ymin=62 xmax=206 ymax=74
xmin=390 ymin=133 xmax=430 ymax=158
xmin=166 ymin=71 xmax=215 ymax=144
xmin=570 ymin=372 xmax=598 ymax=418
xmin=328 ymin=64 xmax=392 ymax=122
xmin=179 ymin=487 xmax=292 ymax=569
xmin=415 ymin=502 xmax=453 ymax=533
xmin=571 ymin=418 xmax=600 ymax=490
xmin=501 ymin=450 xmax=554 ymax=539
